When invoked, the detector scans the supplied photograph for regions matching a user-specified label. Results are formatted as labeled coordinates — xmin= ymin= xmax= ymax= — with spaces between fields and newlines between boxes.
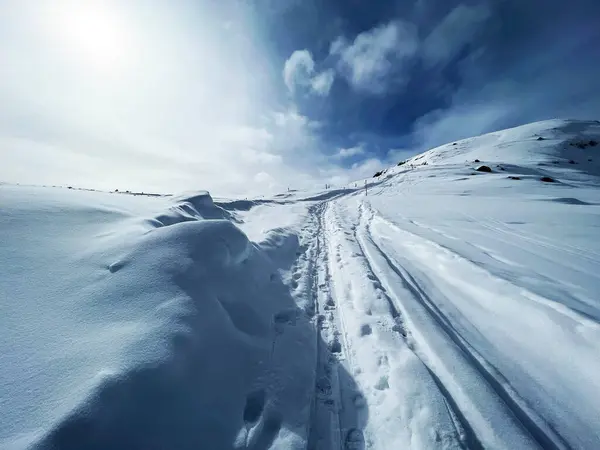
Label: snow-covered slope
xmin=405 ymin=119 xmax=600 ymax=170
xmin=0 ymin=187 xmax=321 ymax=450
xmin=326 ymin=119 xmax=600 ymax=449
xmin=1 ymin=119 xmax=599 ymax=449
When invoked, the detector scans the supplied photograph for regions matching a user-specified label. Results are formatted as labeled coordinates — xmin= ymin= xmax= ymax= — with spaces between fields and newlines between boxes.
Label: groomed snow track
xmin=294 ymin=189 xmax=599 ymax=449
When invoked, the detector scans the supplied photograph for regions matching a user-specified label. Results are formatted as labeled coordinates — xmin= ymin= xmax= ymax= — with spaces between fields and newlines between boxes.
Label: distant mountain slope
xmin=402 ymin=119 xmax=600 ymax=177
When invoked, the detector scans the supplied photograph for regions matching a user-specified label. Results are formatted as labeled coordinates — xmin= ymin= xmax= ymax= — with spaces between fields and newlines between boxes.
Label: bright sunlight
xmin=46 ymin=1 xmax=133 ymax=73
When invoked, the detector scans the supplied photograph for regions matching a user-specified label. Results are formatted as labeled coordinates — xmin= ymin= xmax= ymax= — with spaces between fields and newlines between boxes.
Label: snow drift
xmin=0 ymin=187 xmax=361 ymax=450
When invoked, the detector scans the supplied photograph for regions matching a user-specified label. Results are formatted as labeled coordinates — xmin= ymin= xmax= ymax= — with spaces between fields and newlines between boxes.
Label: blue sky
xmin=1 ymin=0 xmax=599 ymax=195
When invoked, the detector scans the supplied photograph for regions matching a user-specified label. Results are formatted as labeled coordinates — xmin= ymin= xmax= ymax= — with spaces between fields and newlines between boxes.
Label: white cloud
xmin=283 ymin=50 xmax=334 ymax=96
xmin=310 ymin=69 xmax=335 ymax=96
xmin=315 ymin=156 xmax=388 ymax=187
xmin=0 ymin=1 xmax=406 ymax=197
xmin=351 ymin=158 xmax=386 ymax=176
xmin=326 ymin=7 xmax=491 ymax=94
xmin=283 ymin=50 xmax=315 ymax=92
xmin=335 ymin=145 xmax=365 ymax=159
xmin=331 ymin=20 xmax=418 ymax=94
xmin=270 ymin=108 xmax=321 ymax=153
xmin=329 ymin=37 xmax=346 ymax=55
xmin=0 ymin=2 xmax=354 ymax=197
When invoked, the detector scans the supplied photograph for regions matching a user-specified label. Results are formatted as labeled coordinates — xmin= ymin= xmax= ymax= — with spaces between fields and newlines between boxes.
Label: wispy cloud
xmin=0 ymin=1 xmax=348 ymax=196
xmin=326 ymin=6 xmax=491 ymax=95
xmin=283 ymin=50 xmax=315 ymax=92
xmin=283 ymin=50 xmax=335 ymax=96
xmin=310 ymin=69 xmax=335 ymax=96
xmin=335 ymin=145 xmax=365 ymax=159
xmin=330 ymin=20 xmax=418 ymax=94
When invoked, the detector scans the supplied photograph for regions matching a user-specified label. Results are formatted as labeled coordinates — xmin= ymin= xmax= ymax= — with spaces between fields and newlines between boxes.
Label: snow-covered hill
xmin=405 ymin=119 xmax=599 ymax=168
xmin=1 ymin=119 xmax=599 ymax=449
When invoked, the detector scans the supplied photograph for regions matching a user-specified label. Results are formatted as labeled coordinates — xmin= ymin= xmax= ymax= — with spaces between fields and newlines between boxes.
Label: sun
xmin=47 ymin=1 xmax=132 ymax=73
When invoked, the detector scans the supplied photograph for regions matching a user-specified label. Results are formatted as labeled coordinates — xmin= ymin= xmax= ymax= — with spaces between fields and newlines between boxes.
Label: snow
xmin=0 ymin=187 xmax=316 ymax=449
xmin=2 ymin=119 xmax=600 ymax=449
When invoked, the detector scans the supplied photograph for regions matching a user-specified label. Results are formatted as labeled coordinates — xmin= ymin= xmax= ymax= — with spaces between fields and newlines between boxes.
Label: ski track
xmin=298 ymin=201 xmax=366 ymax=450
xmin=322 ymin=201 xmax=472 ymax=449
xmin=354 ymin=205 xmax=540 ymax=449
xmin=483 ymin=217 xmax=600 ymax=265
xmin=292 ymin=202 xmax=336 ymax=450
xmin=351 ymin=204 xmax=477 ymax=450
xmin=461 ymin=213 xmax=600 ymax=279
xmin=360 ymin=206 xmax=565 ymax=450
xmin=356 ymin=201 xmax=600 ymax=449
xmin=293 ymin=195 xmax=587 ymax=449
xmin=372 ymin=207 xmax=600 ymax=325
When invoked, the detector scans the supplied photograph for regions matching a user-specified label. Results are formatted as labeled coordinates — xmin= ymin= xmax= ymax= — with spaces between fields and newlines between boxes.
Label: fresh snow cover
xmin=1 ymin=119 xmax=600 ymax=449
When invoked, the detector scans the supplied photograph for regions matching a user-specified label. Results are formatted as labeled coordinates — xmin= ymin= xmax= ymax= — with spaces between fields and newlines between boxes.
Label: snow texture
xmin=1 ymin=119 xmax=600 ymax=449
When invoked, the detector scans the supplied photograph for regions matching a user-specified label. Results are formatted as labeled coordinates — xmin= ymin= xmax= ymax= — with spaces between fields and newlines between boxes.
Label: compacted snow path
xmin=288 ymin=201 xmax=367 ymax=450
xmin=295 ymin=189 xmax=600 ymax=449
xmin=322 ymin=201 xmax=469 ymax=449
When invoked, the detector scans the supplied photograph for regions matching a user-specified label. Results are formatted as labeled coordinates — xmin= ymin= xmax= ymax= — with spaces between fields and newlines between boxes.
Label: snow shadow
xmin=542 ymin=197 xmax=596 ymax=205
xmin=33 ymin=193 xmax=367 ymax=450
xmin=299 ymin=188 xmax=360 ymax=202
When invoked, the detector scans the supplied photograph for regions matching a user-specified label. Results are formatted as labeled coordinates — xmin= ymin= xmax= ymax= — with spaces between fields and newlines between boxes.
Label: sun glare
xmin=48 ymin=1 xmax=132 ymax=73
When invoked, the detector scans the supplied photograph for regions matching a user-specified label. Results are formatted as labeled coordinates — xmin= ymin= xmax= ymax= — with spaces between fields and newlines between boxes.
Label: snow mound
xmin=0 ymin=186 xmax=323 ymax=450
xmin=214 ymin=198 xmax=280 ymax=212
xmin=148 ymin=191 xmax=234 ymax=227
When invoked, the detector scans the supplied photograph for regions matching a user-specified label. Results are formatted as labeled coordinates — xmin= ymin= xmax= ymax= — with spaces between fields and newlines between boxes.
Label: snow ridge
xmin=0 ymin=191 xmax=314 ymax=449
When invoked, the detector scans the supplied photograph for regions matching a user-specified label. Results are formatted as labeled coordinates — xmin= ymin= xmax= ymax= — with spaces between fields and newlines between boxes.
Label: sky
xmin=1 ymin=0 xmax=599 ymax=196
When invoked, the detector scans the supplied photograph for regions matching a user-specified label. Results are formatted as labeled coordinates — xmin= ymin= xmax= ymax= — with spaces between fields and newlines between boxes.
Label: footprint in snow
xmin=243 ymin=389 xmax=266 ymax=425
xmin=393 ymin=325 xmax=406 ymax=337
xmin=345 ymin=429 xmax=366 ymax=450
xmin=352 ymin=393 xmax=367 ymax=409
xmin=246 ymin=413 xmax=282 ymax=450
xmin=377 ymin=355 xmax=389 ymax=368
xmin=374 ymin=375 xmax=389 ymax=391
xmin=359 ymin=324 xmax=372 ymax=336
xmin=316 ymin=376 xmax=332 ymax=396
xmin=330 ymin=339 xmax=342 ymax=354
xmin=243 ymin=389 xmax=283 ymax=450
xmin=273 ymin=309 xmax=299 ymax=326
